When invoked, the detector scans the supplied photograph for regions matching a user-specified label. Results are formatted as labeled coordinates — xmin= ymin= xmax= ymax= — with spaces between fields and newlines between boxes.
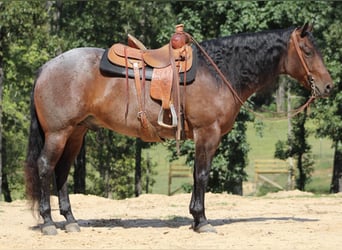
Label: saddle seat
xmin=108 ymin=40 xmax=193 ymax=71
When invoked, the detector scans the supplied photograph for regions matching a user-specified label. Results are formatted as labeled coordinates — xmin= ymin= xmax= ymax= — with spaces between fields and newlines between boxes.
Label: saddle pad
xmin=99 ymin=45 xmax=197 ymax=84
xmin=100 ymin=48 xmax=152 ymax=79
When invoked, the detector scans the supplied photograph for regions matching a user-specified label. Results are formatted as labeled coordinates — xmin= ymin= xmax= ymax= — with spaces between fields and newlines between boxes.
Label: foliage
xmin=310 ymin=2 xmax=342 ymax=192
xmin=0 ymin=1 xmax=341 ymax=200
xmin=0 ymin=1 xmax=61 ymax=199
xmin=209 ymin=113 xmax=251 ymax=194
xmin=274 ymin=82 xmax=315 ymax=190
xmin=85 ymin=130 xmax=135 ymax=199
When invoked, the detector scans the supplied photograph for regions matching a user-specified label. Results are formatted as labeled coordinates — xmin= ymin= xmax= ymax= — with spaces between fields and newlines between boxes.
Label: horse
xmin=25 ymin=23 xmax=333 ymax=235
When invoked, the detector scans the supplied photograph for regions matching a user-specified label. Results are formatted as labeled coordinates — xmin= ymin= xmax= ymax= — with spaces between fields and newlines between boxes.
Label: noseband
xmin=290 ymin=29 xmax=318 ymax=97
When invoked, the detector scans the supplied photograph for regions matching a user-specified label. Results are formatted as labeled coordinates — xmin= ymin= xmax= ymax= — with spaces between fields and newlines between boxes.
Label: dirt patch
xmin=1 ymin=191 xmax=342 ymax=249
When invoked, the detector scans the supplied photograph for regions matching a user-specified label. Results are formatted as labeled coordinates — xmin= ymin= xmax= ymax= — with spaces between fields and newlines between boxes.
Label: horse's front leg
xmin=190 ymin=126 xmax=221 ymax=233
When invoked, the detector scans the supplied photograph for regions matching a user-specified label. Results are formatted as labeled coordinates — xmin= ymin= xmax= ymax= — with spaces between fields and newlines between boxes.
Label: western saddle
xmin=107 ymin=24 xmax=194 ymax=142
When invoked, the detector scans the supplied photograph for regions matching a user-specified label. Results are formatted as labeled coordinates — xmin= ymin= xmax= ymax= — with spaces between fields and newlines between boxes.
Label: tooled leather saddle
xmin=99 ymin=24 xmax=196 ymax=142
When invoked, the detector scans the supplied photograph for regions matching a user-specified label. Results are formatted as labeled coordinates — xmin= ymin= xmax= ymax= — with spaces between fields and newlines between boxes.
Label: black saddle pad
xmin=99 ymin=45 xmax=197 ymax=84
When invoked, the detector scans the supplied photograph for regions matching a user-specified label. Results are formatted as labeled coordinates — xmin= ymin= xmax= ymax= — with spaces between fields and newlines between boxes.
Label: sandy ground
xmin=1 ymin=190 xmax=342 ymax=249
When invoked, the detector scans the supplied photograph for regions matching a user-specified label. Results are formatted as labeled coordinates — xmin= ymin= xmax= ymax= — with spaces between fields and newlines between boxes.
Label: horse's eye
xmin=303 ymin=47 xmax=313 ymax=57
xmin=300 ymin=42 xmax=313 ymax=57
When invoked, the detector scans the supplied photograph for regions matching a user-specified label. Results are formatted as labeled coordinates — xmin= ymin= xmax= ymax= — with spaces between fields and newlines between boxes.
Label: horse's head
xmin=284 ymin=23 xmax=333 ymax=97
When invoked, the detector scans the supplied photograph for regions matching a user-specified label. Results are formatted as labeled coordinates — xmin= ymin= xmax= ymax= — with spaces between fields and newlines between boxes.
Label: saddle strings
xmin=124 ymin=47 xmax=130 ymax=122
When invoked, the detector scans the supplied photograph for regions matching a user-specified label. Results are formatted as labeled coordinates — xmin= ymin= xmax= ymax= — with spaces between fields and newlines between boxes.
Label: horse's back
xmin=40 ymin=47 xmax=104 ymax=75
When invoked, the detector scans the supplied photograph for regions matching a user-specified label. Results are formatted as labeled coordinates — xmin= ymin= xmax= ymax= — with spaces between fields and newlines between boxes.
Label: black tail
xmin=24 ymin=69 xmax=44 ymax=210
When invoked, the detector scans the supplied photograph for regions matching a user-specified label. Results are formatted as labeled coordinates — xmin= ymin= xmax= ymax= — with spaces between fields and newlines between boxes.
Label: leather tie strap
xmin=133 ymin=62 xmax=144 ymax=115
xmin=132 ymin=61 xmax=162 ymax=142
xmin=290 ymin=29 xmax=314 ymax=90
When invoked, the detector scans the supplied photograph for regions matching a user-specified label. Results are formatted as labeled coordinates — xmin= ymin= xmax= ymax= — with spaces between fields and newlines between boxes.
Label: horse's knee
xmin=196 ymin=169 xmax=210 ymax=185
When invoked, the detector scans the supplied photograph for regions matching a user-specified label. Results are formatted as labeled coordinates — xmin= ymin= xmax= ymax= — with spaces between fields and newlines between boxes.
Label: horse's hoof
xmin=42 ymin=225 xmax=58 ymax=235
xmin=65 ymin=222 xmax=81 ymax=233
xmin=193 ymin=223 xmax=217 ymax=233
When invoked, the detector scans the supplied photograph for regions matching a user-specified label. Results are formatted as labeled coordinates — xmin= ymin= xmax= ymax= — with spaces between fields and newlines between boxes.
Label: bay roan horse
xmin=25 ymin=23 xmax=333 ymax=235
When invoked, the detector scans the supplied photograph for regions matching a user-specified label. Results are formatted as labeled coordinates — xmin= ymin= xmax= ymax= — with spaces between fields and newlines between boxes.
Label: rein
xmin=190 ymin=30 xmax=317 ymax=119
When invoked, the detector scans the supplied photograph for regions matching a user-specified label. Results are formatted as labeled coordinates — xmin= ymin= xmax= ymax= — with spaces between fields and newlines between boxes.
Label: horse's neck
xmin=201 ymin=29 xmax=291 ymax=100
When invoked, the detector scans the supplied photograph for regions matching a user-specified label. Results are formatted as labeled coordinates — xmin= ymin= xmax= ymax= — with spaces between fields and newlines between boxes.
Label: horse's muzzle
xmin=319 ymin=82 xmax=334 ymax=97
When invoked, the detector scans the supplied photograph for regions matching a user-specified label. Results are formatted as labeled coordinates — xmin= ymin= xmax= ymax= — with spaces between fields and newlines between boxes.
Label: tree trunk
xmin=135 ymin=138 xmax=142 ymax=197
xmin=1 ymin=137 xmax=11 ymax=201
xmin=330 ymin=141 xmax=342 ymax=193
xmin=296 ymin=154 xmax=306 ymax=191
xmin=73 ymin=137 xmax=86 ymax=194
xmin=231 ymin=180 xmax=243 ymax=195
xmin=0 ymin=67 xmax=3 ymax=199
xmin=276 ymin=77 xmax=286 ymax=113
xmin=296 ymin=109 xmax=307 ymax=191
xmin=1 ymin=171 xmax=12 ymax=202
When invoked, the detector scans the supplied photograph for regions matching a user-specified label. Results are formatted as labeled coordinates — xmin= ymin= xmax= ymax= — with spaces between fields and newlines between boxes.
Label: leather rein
xmin=190 ymin=28 xmax=318 ymax=118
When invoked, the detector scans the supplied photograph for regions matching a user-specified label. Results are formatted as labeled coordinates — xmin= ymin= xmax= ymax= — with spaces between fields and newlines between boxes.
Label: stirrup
xmin=157 ymin=104 xmax=177 ymax=128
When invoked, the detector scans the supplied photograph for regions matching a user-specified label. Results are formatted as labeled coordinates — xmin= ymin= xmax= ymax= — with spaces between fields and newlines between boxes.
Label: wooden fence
xmin=168 ymin=164 xmax=192 ymax=196
xmin=254 ymin=158 xmax=295 ymax=191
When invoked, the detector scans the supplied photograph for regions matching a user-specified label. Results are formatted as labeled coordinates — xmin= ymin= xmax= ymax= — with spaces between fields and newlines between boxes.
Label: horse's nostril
xmin=324 ymin=83 xmax=333 ymax=94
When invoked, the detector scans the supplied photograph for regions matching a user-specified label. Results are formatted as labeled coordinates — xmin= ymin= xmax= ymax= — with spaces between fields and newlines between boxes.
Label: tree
xmin=289 ymin=108 xmax=314 ymax=190
xmin=73 ymin=138 xmax=86 ymax=194
xmin=0 ymin=1 xmax=3 ymax=198
xmin=0 ymin=1 xmax=340 ymax=200
xmin=0 ymin=1 xmax=59 ymax=200
xmin=311 ymin=2 xmax=342 ymax=192
xmin=210 ymin=110 xmax=252 ymax=194
xmin=0 ymin=67 xmax=3 ymax=199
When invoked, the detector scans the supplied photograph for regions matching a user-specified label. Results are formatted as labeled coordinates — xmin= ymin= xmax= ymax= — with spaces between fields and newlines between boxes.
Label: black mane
xmin=199 ymin=27 xmax=294 ymax=91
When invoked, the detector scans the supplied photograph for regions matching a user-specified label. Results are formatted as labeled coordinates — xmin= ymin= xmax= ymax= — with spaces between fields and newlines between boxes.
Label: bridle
xmin=290 ymin=29 xmax=318 ymax=97
xmin=190 ymin=28 xmax=318 ymax=118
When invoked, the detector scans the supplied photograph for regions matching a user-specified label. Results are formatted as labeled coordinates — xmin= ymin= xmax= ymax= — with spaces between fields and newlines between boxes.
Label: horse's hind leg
xmin=38 ymin=131 xmax=71 ymax=235
xmin=54 ymin=127 xmax=87 ymax=233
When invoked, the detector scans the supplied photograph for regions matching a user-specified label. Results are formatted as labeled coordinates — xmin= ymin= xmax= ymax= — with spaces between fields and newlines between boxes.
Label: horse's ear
xmin=300 ymin=22 xmax=313 ymax=37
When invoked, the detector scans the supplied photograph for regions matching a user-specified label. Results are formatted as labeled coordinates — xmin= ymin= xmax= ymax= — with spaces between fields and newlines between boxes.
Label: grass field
xmin=145 ymin=118 xmax=335 ymax=196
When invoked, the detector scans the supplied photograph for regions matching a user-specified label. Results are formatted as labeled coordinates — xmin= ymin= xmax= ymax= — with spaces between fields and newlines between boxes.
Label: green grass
xmin=143 ymin=144 xmax=172 ymax=194
xmin=147 ymin=118 xmax=334 ymax=195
